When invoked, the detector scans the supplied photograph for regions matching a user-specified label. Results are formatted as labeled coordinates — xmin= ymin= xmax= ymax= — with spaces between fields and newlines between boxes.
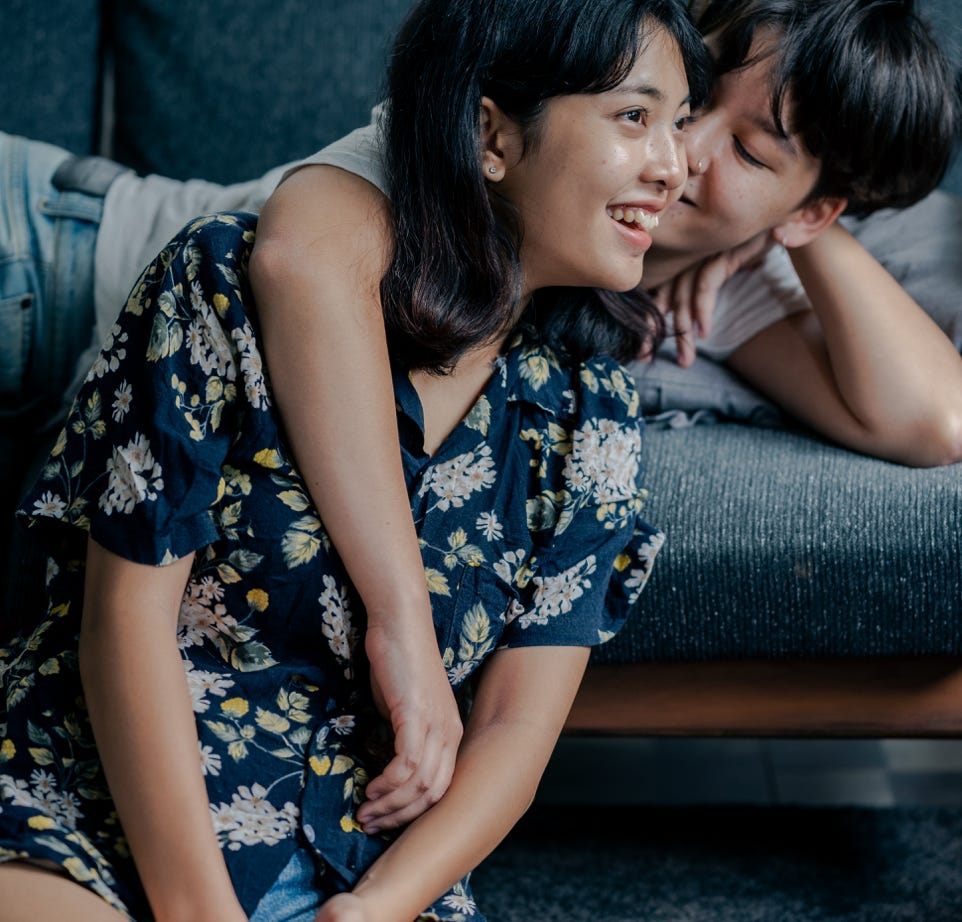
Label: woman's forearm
xmin=251 ymin=165 xmax=431 ymax=623
xmin=79 ymin=539 xmax=245 ymax=922
xmin=342 ymin=646 xmax=590 ymax=922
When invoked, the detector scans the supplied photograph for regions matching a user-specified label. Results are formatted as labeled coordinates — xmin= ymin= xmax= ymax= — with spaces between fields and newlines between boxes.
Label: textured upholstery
xmin=595 ymin=424 xmax=962 ymax=664
xmin=0 ymin=0 xmax=102 ymax=154
xmin=108 ymin=0 xmax=416 ymax=182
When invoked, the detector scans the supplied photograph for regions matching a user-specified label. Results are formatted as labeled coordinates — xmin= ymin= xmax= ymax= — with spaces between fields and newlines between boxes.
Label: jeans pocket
xmin=0 ymin=291 xmax=32 ymax=399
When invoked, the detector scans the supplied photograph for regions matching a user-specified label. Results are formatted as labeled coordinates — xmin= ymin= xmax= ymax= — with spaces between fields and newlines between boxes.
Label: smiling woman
xmin=0 ymin=1 xmax=710 ymax=921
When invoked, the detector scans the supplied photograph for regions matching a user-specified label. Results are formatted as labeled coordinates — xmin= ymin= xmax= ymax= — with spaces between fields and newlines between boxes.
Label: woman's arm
xmin=78 ymin=538 xmax=247 ymax=922
xmin=727 ymin=222 xmax=962 ymax=467
xmin=316 ymin=643 xmax=591 ymax=922
xmin=249 ymin=165 xmax=462 ymax=824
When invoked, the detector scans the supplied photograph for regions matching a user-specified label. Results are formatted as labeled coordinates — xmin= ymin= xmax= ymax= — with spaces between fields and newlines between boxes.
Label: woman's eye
xmin=733 ymin=136 xmax=766 ymax=168
xmin=675 ymin=113 xmax=696 ymax=131
xmin=620 ymin=108 xmax=648 ymax=124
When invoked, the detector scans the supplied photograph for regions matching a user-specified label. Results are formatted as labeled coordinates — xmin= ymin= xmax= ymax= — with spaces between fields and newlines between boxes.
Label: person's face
xmin=649 ymin=36 xmax=824 ymax=272
xmin=492 ymin=26 xmax=692 ymax=297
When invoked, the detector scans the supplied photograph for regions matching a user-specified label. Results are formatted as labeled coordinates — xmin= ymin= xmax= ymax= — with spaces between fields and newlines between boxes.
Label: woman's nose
xmin=643 ymin=128 xmax=685 ymax=191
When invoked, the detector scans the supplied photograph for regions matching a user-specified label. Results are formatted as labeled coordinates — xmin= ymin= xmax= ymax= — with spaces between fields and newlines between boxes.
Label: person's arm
xmin=726 ymin=222 xmax=962 ymax=467
xmin=249 ymin=165 xmax=462 ymax=826
xmin=78 ymin=538 xmax=247 ymax=922
xmin=315 ymin=643 xmax=591 ymax=922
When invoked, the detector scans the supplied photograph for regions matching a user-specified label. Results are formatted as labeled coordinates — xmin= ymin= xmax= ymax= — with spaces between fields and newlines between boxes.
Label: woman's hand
xmin=651 ymin=231 xmax=774 ymax=366
xmin=357 ymin=613 xmax=463 ymax=834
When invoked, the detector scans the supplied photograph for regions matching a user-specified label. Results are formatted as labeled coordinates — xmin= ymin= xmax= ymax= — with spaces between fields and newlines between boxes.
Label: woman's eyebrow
xmin=612 ymin=82 xmax=666 ymax=102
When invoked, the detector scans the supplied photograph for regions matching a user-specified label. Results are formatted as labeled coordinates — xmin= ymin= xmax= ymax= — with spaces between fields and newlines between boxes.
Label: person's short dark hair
xmin=698 ymin=0 xmax=962 ymax=215
xmin=381 ymin=0 xmax=711 ymax=372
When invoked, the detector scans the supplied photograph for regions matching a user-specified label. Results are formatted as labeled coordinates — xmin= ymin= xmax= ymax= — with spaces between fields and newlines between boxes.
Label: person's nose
xmin=641 ymin=125 xmax=685 ymax=193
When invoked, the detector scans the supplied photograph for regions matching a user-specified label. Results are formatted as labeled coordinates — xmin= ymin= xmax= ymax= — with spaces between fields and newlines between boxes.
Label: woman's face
xmin=497 ymin=26 xmax=692 ymax=298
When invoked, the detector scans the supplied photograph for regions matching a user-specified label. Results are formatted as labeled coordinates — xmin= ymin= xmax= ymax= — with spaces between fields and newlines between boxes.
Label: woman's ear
xmin=480 ymin=95 xmax=521 ymax=181
xmin=773 ymin=196 xmax=847 ymax=248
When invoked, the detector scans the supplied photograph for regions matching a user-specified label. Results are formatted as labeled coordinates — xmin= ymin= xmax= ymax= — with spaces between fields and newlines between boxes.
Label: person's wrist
xmin=362 ymin=583 xmax=433 ymax=626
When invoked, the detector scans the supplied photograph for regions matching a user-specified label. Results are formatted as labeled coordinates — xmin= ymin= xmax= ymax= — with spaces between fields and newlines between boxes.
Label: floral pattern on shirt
xmin=0 ymin=213 xmax=663 ymax=921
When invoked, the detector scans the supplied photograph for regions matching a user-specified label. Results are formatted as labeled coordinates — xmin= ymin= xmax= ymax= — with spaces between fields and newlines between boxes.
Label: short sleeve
xmin=500 ymin=357 xmax=664 ymax=649
xmin=17 ymin=212 xmax=264 ymax=566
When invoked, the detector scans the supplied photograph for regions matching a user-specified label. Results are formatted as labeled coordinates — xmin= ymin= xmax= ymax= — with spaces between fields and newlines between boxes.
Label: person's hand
xmin=650 ymin=231 xmax=774 ymax=367
xmin=357 ymin=610 xmax=463 ymax=835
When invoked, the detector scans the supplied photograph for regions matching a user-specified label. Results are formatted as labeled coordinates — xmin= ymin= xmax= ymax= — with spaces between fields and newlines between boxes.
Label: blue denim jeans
xmin=0 ymin=131 xmax=103 ymax=431
xmin=249 ymin=848 xmax=325 ymax=922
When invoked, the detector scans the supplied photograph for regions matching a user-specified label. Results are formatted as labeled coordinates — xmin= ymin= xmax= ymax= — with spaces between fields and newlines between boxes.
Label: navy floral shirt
xmin=0 ymin=213 xmax=663 ymax=920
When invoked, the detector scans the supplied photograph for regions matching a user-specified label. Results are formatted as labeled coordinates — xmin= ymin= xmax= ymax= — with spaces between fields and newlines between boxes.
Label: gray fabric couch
xmin=2 ymin=0 xmax=961 ymax=733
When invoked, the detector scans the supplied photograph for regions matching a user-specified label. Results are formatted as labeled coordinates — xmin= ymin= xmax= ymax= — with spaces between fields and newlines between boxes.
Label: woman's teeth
xmin=608 ymin=207 xmax=659 ymax=232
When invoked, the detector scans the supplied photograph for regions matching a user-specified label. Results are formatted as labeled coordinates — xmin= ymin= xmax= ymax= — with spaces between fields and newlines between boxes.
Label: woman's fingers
xmin=359 ymin=722 xmax=458 ymax=832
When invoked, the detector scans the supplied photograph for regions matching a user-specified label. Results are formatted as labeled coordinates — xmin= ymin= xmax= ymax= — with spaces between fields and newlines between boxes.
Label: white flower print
xmin=0 ymin=771 xmax=84 ymax=830
xmin=319 ymin=575 xmax=358 ymax=668
xmin=199 ymin=743 xmax=222 ymax=777
xmin=111 ymin=380 xmax=133 ymax=422
xmin=178 ymin=579 xmax=238 ymax=649
xmin=230 ymin=322 xmax=271 ymax=411
xmin=187 ymin=281 xmax=236 ymax=378
xmin=85 ymin=324 xmax=128 ymax=381
xmin=417 ymin=445 xmax=496 ymax=512
xmin=209 ymin=783 xmax=299 ymax=851
xmin=183 ymin=659 xmax=235 ymax=713
xmin=441 ymin=890 xmax=478 ymax=916
xmin=32 ymin=492 xmax=66 ymax=520
xmin=623 ymin=532 xmax=665 ymax=603
xmin=99 ymin=433 xmax=165 ymax=515
xmin=29 ymin=769 xmax=56 ymax=795
xmin=329 ymin=714 xmax=356 ymax=735
xmin=475 ymin=511 xmax=503 ymax=542
xmin=520 ymin=555 xmax=597 ymax=628
xmin=562 ymin=418 xmax=641 ymax=504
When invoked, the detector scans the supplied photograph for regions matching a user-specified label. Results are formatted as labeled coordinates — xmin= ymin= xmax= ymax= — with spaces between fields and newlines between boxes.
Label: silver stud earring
xmin=488 ymin=166 xmax=498 ymax=174
xmin=697 ymin=159 xmax=704 ymax=172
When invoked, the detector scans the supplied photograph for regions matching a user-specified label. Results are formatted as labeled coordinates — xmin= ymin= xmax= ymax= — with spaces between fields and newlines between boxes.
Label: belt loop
xmin=51 ymin=155 xmax=129 ymax=198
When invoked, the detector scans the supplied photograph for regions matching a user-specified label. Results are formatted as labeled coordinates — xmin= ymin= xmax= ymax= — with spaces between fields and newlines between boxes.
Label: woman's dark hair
xmin=698 ymin=0 xmax=962 ymax=216
xmin=380 ymin=0 xmax=710 ymax=372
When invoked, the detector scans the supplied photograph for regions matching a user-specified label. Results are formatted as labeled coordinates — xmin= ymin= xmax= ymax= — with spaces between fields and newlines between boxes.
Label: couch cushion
xmin=0 ymin=0 xmax=101 ymax=154
xmin=109 ymin=0 xmax=416 ymax=182
xmin=592 ymin=423 xmax=962 ymax=665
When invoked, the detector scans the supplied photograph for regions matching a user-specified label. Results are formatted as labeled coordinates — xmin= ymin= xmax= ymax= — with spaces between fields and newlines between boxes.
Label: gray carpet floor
xmin=470 ymin=804 xmax=962 ymax=920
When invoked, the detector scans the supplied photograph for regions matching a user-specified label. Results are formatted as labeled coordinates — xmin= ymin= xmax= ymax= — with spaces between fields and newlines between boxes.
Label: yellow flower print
xmin=62 ymin=857 xmax=96 ymax=882
xmin=27 ymin=815 xmax=56 ymax=831
xmin=246 ymin=588 xmax=269 ymax=611
xmin=254 ymin=447 xmax=284 ymax=469
xmin=0 ymin=738 xmax=15 ymax=761
xmin=221 ymin=697 xmax=250 ymax=718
